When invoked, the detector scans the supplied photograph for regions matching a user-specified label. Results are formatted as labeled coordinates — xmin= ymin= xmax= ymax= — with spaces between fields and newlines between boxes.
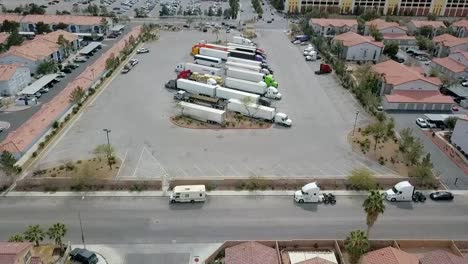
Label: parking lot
xmin=37 ymin=29 xmax=396 ymax=179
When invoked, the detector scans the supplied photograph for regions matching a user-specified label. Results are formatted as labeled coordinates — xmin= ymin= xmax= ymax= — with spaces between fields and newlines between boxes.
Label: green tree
xmin=427 ymin=13 xmax=436 ymax=21
xmin=419 ymin=26 xmax=433 ymax=37
xmin=160 ymin=5 xmax=170 ymax=16
xmin=429 ymin=67 xmax=440 ymax=77
xmin=57 ymin=34 xmax=71 ymax=57
xmin=24 ymin=225 xmax=45 ymax=247
xmin=100 ymin=18 xmax=109 ymax=34
xmin=217 ymin=7 xmax=223 ymax=16
xmin=100 ymin=5 xmax=108 ymax=16
xmin=347 ymin=168 xmax=376 ymax=190
xmin=69 ymin=86 xmax=86 ymax=104
xmin=345 ymin=230 xmax=370 ymax=264
xmin=177 ymin=6 xmax=183 ymax=15
xmin=212 ymin=27 xmax=219 ymax=42
xmin=28 ymin=4 xmax=46 ymax=15
xmin=383 ymin=41 xmax=399 ymax=58
xmin=55 ymin=22 xmax=69 ymax=30
xmin=0 ymin=151 xmax=19 ymax=176
xmin=47 ymin=223 xmax=67 ymax=247
xmin=72 ymin=5 xmax=80 ymax=14
xmin=399 ymin=128 xmax=424 ymax=165
xmin=370 ymin=26 xmax=383 ymax=41
xmin=229 ymin=0 xmax=239 ymax=19
xmin=36 ymin=60 xmax=58 ymax=76
xmin=5 ymin=29 xmax=24 ymax=48
xmin=445 ymin=116 xmax=458 ymax=130
xmin=86 ymin=4 xmax=99 ymax=15
xmin=363 ymin=190 xmax=385 ymax=235
xmin=223 ymin=8 xmax=231 ymax=19
xmin=409 ymin=153 xmax=433 ymax=185
xmin=1 ymin=20 xmax=20 ymax=33
xmin=94 ymin=144 xmax=116 ymax=169
xmin=8 ymin=233 xmax=25 ymax=242
xmin=35 ymin=21 xmax=51 ymax=34
xmin=416 ymin=36 xmax=434 ymax=50
xmin=365 ymin=121 xmax=387 ymax=151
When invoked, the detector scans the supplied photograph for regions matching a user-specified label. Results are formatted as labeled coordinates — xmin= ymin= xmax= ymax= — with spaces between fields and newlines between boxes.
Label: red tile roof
xmin=410 ymin=20 xmax=446 ymax=29
xmin=361 ymin=247 xmax=419 ymax=264
xmin=366 ymin=19 xmax=405 ymax=31
xmin=0 ymin=14 xmax=23 ymax=23
xmin=385 ymin=90 xmax=454 ymax=104
xmin=22 ymin=15 xmax=105 ymax=26
xmin=453 ymin=20 xmax=468 ymax=29
xmin=311 ymin=18 xmax=358 ymax=28
xmin=2 ymin=39 xmax=60 ymax=61
xmin=36 ymin=30 xmax=78 ymax=44
xmin=433 ymin=57 xmax=467 ymax=73
xmin=296 ymin=257 xmax=336 ymax=264
xmin=372 ymin=60 xmax=442 ymax=86
xmin=0 ymin=242 xmax=32 ymax=264
xmin=333 ymin=31 xmax=384 ymax=48
xmin=433 ymin=34 xmax=468 ymax=47
xmin=225 ymin=242 xmax=279 ymax=264
xmin=383 ymin=33 xmax=415 ymax=41
xmin=0 ymin=32 xmax=9 ymax=45
xmin=30 ymin=256 xmax=43 ymax=264
xmin=420 ymin=250 xmax=468 ymax=264
xmin=0 ymin=64 xmax=24 ymax=81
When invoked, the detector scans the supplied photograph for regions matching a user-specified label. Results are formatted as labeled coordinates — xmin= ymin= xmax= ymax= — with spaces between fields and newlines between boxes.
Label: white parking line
xmin=116 ymin=150 xmax=128 ymax=179
xmin=228 ymin=164 xmax=241 ymax=176
xmin=193 ymin=164 xmax=204 ymax=176
xmin=132 ymin=148 xmax=145 ymax=177
xmin=211 ymin=164 xmax=224 ymax=177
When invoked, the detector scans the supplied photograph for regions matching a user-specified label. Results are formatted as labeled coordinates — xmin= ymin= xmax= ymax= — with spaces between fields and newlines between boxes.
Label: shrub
xmin=76 ymin=160 xmax=82 ymax=164
xmin=52 ymin=121 xmax=59 ymax=129
xmin=245 ymin=176 xmax=268 ymax=191
xmin=347 ymin=168 xmax=376 ymax=190
xmin=65 ymin=161 xmax=75 ymax=171
xmin=32 ymin=152 xmax=38 ymax=158
xmin=205 ymin=182 xmax=216 ymax=191
xmin=59 ymin=165 xmax=65 ymax=170
xmin=38 ymin=142 xmax=45 ymax=149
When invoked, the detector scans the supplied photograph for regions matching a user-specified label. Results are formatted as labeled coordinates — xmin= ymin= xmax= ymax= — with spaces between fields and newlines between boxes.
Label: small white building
xmin=406 ymin=20 xmax=446 ymax=37
xmin=332 ymin=32 xmax=383 ymax=62
xmin=309 ymin=18 xmax=358 ymax=37
xmin=452 ymin=20 xmax=468 ymax=38
xmin=432 ymin=51 xmax=468 ymax=80
xmin=364 ymin=19 xmax=407 ymax=36
xmin=432 ymin=34 xmax=468 ymax=58
xmin=0 ymin=64 xmax=31 ymax=96
xmin=372 ymin=60 xmax=453 ymax=111
xmin=451 ymin=117 xmax=468 ymax=155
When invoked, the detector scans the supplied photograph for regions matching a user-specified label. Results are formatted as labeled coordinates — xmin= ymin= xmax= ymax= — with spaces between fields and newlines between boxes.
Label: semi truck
xmin=385 ymin=181 xmax=415 ymax=202
xmin=227 ymin=43 xmax=265 ymax=55
xmin=226 ymin=68 xmax=278 ymax=87
xmin=227 ymin=57 xmax=273 ymax=73
xmin=229 ymin=50 xmax=265 ymax=62
xmin=294 ymin=182 xmax=336 ymax=204
xmin=191 ymin=43 xmax=227 ymax=55
xmin=178 ymin=101 xmax=226 ymax=125
xmin=174 ymin=90 xmax=225 ymax=109
xmin=191 ymin=42 xmax=265 ymax=57
xmin=199 ymin=47 xmax=229 ymax=60
xmin=177 ymin=70 xmax=224 ymax=85
xmin=175 ymin=62 xmax=222 ymax=76
xmin=225 ymin=77 xmax=281 ymax=99
xmin=232 ymin=36 xmax=254 ymax=46
xmin=227 ymin=99 xmax=292 ymax=126
xmin=226 ymin=61 xmax=271 ymax=74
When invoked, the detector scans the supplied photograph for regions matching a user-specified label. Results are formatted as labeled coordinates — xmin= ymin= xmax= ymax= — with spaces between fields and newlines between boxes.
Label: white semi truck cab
xmin=275 ymin=113 xmax=292 ymax=127
xmin=385 ymin=181 xmax=415 ymax=202
xmin=294 ymin=182 xmax=321 ymax=203
xmin=266 ymin=86 xmax=281 ymax=100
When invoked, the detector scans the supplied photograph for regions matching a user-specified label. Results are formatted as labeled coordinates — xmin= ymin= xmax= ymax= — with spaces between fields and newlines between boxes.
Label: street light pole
xmin=103 ymin=128 xmax=112 ymax=169
xmin=78 ymin=211 xmax=86 ymax=249
xmin=352 ymin=111 xmax=359 ymax=136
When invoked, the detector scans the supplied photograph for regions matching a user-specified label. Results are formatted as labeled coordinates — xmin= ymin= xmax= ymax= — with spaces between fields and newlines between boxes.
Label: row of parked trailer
xmin=167 ymin=37 xmax=292 ymax=127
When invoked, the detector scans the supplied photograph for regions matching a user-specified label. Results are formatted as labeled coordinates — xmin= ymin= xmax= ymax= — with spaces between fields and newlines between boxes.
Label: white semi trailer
xmin=226 ymin=67 xmax=265 ymax=82
xmin=226 ymin=61 xmax=263 ymax=73
xmin=176 ymin=79 xmax=260 ymax=103
xmin=224 ymin=77 xmax=281 ymax=100
xmin=227 ymin=99 xmax=292 ymax=126
xmin=227 ymin=57 xmax=262 ymax=67
xmin=175 ymin=62 xmax=222 ymax=76
xmin=232 ymin=36 xmax=254 ymax=46
xmin=199 ymin=47 xmax=229 ymax=60
xmin=179 ymin=101 xmax=226 ymax=125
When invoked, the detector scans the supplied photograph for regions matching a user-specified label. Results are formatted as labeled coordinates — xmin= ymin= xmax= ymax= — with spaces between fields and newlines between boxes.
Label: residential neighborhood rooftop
xmin=0 ymin=14 xmax=105 ymax=26
xmin=0 ymin=64 xmax=24 ymax=81
xmin=433 ymin=57 xmax=467 ymax=73
xmin=310 ymin=18 xmax=358 ymax=27
xmin=453 ymin=19 xmax=468 ymax=28
xmin=365 ymin=19 xmax=403 ymax=31
xmin=36 ymin=29 xmax=78 ymax=44
xmin=225 ymin=241 xmax=279 ymax=264
xmin=433 ymin=34 xmax=468 ymax=47
xmin=361 ymin=246 xmax=419 ymax=264
xmin=419 ymin=250 xmax=468 ymax=264
xmin=372 ymin=60 xmax=442 ymax=86
xmin=0 ymin=242 xmax=33 ymax=264
xmin=333 ymin=31 xmax=384 ymax=48
xmin=385 ymin=90 xmax=454 ymax=104
xmin=409 ymin=20 xmax=446 ymax=28
xmin=3 ymin=38 xmax=60 ymax=61
xmin=382 ymin=33 xmax=415 ymax=40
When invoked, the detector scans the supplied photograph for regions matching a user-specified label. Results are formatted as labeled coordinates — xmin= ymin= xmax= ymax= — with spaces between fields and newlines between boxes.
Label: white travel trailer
xmin=170 ymin=185 xmax=207 ymax=203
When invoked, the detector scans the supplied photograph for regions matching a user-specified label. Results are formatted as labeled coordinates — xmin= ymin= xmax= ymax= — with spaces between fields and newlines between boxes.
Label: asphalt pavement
xmin=0 ymin=195 xmax=467 ymax=244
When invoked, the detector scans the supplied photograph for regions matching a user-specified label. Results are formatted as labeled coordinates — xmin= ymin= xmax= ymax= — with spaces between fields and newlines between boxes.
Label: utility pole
xmin=352 ymin=111 xmax=359 ymax=136
xmin=103 ymin=128 xmax=112 ymax=169
xmin=78 ymin=211 xmax=86 ymax=249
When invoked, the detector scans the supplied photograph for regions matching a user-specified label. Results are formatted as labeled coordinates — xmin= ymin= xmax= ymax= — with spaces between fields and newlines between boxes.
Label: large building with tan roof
xmin=0 ymin=64 xmax=31 ymax=96
xmin=309 ymin=19 xmax=358 ymax=37
xmin=432 ymin=51 xmax=468 ymax=80
xmin=332 ymin=32 xmax=383 ymax=62
xmin=372 ymin=60 xmax=453 ymax=111
xmin=433 ymin=34 xmax=468 ymax=57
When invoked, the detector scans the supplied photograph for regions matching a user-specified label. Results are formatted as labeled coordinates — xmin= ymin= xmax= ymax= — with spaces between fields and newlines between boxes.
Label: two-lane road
xmin=0 ymin=195 xmax=467 ymax=243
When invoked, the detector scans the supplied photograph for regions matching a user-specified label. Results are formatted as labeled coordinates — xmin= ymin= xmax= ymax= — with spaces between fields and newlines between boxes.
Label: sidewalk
xmin=5 ymin=189 xmax=468 ymax=197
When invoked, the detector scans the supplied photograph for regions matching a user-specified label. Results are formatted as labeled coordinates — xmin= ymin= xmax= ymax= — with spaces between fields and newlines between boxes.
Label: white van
xmin=170 ymin=185 xmax=206 ymax=203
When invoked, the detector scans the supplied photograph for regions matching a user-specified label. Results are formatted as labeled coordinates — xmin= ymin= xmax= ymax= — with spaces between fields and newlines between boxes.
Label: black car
xmin=69 ymin=248 xmax=98 ymax=264
xmin=62 ymin=67 xmax=72 ymax=74
xmin=429 ymin=191 xmax=454 ymax=201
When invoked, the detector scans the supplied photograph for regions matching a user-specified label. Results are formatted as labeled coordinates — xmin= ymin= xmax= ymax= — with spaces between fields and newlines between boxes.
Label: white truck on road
xmin=175 ymin=62 xmax=222 ymax=76
xmin=385 ymin=181 xmax=415 ymax=202
xmin=294 ymin=182 xmax=336 ymax=204
xmin=224 ymin=77 xmax=281 ymax=100
xmin=178 ymin=101 xmax=226 ymax=125
xmin=199 ymin=47 xmax=229 ymax=60
xmin=227 ymin=99 xmax=292 ymax=126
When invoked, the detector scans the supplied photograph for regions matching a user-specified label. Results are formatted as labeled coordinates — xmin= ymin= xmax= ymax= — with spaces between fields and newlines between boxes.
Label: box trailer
xmin=232 ymin=36 xmax=254 ymax=46
xmin=227 ymin=57 xmax=262 ymax=67
xmin=175 ymin=62 xmax=222 ymax=76
xmin=229 ymin=50 xmax=264 ymax=62
xmin=226 ymin=61 xmax=262 ymax=72
xmin=226 ymin=67 xmax=264 ymax=82
xmin=179 ymin=101 xmax=226 ymax=125
xmin=199 ymin=47 xmax=229 ymax=60
xmin=224 ymin=77 xmax=281 ymax=99
xmin=176 ymin=79 xmax=216 ymax=97
xmin=215 ymin=86 xmax=260 ymax=102
xmin=227 ymin=99 xmax=291 ymax=126
xmin=227 ymin=43 xmax=266 ymax=56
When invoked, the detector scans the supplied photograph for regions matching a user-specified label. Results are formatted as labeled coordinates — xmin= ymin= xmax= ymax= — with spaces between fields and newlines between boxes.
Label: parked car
xmin=129 ymin=58 xmax=139 ymax=66
xmin=136 ymin=48 xmax=149 ymax=54
xmin=57 ymin=72 xmax=66 ymax=78
xmin=267 ymin=20 xmax=272 ymax=23
xmin=69 ymin=248 xmax=98 ymax=264
xmin=452 ymin=105 xmax=459 ymax=111
xmin=62 ymin=67 xmax=72 ymax=74
xmin=430 ymin=191 xmax=454 ymax=201
xmin=65 ymin=63 xmax=79 ymax=69
xmin=416 ymin=118 xmax=428 ymax=128
xmin=462 ymin=81 xmax=468 ymax=87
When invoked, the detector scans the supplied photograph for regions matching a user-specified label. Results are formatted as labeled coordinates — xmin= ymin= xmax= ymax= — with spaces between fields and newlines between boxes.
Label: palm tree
xmin=24 ymin=225 xmax=45 ymax=247
xmin=345 ymin=230 xmax=370 ymax=264
xmin=212 ymin=27 xmax=220 ymax=42
xmin=8 ymin=233 xmax=24 ymax=242
xmin=47 ymin=223 xmax=67 ymax=247
xmin=57 ymin=34 xmax=71 ymax=58
xmin=363 ymin=190 xmax=386 ymax=236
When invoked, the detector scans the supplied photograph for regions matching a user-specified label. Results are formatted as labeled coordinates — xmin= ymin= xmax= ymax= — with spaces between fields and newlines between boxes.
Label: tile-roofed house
xmin=452 ymin=20 xmax=468 ymax=38
xmin=0 ymin=39 xmax=61 ymax=73
xmin=364 ymin=19 xmax=407 ymax=35
xmin=372 ymin=60 xmax=453 ymax=111
xmin=382 ymin=33 xmax=417 ymax=50
xmin=362 ymin=247 xmax=419 ymax=264
xmin=36 ymin=30 xmax=79 ymax=51
xmin=0 ymin=242 xmax=36 ymax=264
xmin=420 ymin=250 xmax=468 ymax=264
xmin=296 ymin=257 xmax=336 ymax=264
xmin=0 ymin=32 xmax=10 ymax=46
xmin=433 ymin=34 xmax=468 ymax=57
xmin=432 ymin=50 xmax=468 ymax=79
xmin=407 ymin=20 xmax=446 ymax=37
xmin=0 ymin=64 xmax=31 ymax=96
xmin=332 ymin=32 xmax=383 ymax=62
xmin=309 ymin=18 xmax=358 ymax=37
xmin=225 ymin=241 xmax=279 ymax=264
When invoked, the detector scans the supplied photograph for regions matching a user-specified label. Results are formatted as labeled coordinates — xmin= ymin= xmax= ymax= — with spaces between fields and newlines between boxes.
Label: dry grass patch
xmin=31 ymin=245 xmax=60 ymax=264
xmin=32 ymin=158 xmax=121 ymax=179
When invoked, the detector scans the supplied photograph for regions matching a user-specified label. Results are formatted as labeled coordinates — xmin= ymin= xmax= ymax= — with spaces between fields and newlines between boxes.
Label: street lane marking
xmin=116 ymin=149 xmax=128 ymax=179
